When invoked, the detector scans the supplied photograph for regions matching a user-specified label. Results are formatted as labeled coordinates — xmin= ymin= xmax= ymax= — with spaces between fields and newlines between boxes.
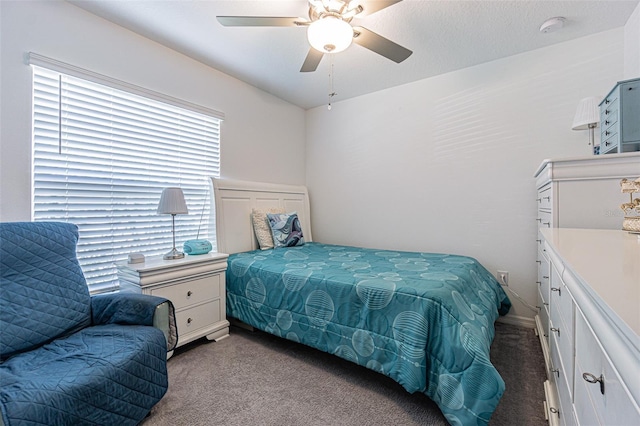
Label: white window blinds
xmin=32 ymin=63 xmax=221 ymax=294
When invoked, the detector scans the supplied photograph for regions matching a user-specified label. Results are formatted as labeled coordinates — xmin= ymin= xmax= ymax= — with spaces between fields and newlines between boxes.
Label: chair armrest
xmin=91 ymin=293 xmax=177 ymax=351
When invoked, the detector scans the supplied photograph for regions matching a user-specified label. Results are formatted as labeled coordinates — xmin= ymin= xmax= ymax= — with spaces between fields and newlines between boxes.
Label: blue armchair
xmin=0 ymin=222 xmax=178 ymax=426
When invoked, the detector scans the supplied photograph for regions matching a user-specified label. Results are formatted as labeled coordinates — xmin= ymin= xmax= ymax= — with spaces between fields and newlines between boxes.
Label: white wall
xmin=305 ymin=29 xmax=626 ymax=323
xmin=624 ymin=1 xmax=640 ymax=78
xmin=0 ymin=0 xmax=306 ymax=222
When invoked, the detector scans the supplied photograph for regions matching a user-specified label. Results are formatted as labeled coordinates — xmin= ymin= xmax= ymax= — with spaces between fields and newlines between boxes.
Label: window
xmin=31 ymin=56 xmax=222 ymax=294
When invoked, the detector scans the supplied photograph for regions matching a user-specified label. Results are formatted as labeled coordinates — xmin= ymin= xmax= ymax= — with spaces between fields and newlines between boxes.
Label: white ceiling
xmin=69 ymin=0 xmax=639 ymax=110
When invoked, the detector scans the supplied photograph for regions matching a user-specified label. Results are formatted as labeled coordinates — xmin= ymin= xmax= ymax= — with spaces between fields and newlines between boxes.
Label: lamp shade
xmin=157 ymin=187 xmax=188 ymax=215
xmin=307 ymin=16 xmax=353 ymax=53
xmin=571 ymin=97 xmax=600 ymax=130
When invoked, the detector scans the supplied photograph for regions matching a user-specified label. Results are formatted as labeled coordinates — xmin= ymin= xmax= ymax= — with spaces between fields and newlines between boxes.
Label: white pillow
xmin=251 ymin=207 xmax=285 ymax=250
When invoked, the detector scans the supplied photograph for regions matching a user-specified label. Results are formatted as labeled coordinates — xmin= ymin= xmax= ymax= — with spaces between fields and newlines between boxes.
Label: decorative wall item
xmin=620 ymin=177 xmax=640 ymax=232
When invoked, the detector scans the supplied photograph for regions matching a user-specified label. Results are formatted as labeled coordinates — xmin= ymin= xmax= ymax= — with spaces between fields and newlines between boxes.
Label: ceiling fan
xmin=217 ymin=0 xmax=412 ymax=72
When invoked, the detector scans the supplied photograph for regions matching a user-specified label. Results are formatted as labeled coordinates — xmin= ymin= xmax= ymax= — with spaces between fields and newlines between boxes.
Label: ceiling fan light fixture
xmin=307 ymin=16 xmax=353 ymax=53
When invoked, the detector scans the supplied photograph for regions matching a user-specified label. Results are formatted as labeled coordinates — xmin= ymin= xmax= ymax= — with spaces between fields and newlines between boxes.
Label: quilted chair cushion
xmin=0 ymin=323 xmax=168 ymax=425
xmin=0 ymin=222 xmax=91 ymax=360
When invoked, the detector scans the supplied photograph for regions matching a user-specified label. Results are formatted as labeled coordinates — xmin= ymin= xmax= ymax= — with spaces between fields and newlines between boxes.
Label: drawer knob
xmin=549 ymin=406 xmax=560 ymax=416
xmin=583 ymin=372 xmax=605 ymax=395
xmin=550 ymin=327 xmax=560 ymax=336
xmin=187 ymin=317 xmax=193 ymax=324
xmin=187 ymin=291 xmax=193 ymax=297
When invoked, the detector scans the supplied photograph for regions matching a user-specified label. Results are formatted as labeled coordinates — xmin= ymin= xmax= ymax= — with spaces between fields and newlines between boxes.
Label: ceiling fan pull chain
xmin=328 ymin=55 xmax=336 ymax=110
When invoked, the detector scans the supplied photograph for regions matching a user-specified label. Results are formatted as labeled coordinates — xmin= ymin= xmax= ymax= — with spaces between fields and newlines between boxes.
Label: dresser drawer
xmin=549 ymin=267 xmax=574 ymax=399
xmin=537 ymin=296 xmax=549 ymax=340
xmin=574 ymin=312 xmax=640 ymax=426
xmin=600 ymin=98 xmax=619 ymax=120
xmin=538 ymin=250 xmax=550 ymax=307
xmin=537 ymin=210 xmax=553 ymax=228
xmin=151 ymin=273 xmax=221 ymax=310
xmin=550 ymin=331 xmax=576 ymax=426
xmin=600 ymin=131 xmax=619 ymax=154
xmin=175 ymin=299 xmax=222 ymax=337
xmin=601 ymin=109 xmax=618 ymax=132
xmin=538 ymin=184 xmax=553 ymax=211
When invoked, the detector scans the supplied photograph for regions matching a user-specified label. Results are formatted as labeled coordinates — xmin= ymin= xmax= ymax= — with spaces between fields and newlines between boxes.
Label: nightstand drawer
xmin=175 ymin=299 xmax=222 ymax=336
xmin=151 ymin=274 xmax=221 ymax=310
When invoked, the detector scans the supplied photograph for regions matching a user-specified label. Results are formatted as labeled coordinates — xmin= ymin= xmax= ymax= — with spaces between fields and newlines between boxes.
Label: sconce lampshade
xmin=157 ymin=187 xmax=188 ymax=215
xmin=571 ymin=97 xmax=600 ymax=130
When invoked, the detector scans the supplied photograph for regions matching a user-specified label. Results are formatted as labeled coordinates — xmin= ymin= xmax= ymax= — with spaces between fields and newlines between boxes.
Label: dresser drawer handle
xmin=187 ymin=290 xmax=193 ymax=297
xmin=543 ymin=275 xmax=549 ymax=279
xmin=551 ymin=287 xmax=561 ymax=296
xmin=550 ymin=327 xmax=560 ymax=336
xmin=536 ymin=218 xmax=542 ymax=223
xmin=551 ymin=368 xmax=560 ymax=378
xmin=543 ymin=302 xmax=549 ymax=306
xmin=549 ymin=406 xmax=559 ymax=416
xmin=187 ymin=317 xmax=193 ymax=324
xmin=536 ymin=239 xmax=541 ymax=243
xmin=544 ymin=196 xmax=550 ymax=201
xmin=536 ymin=281 xmax=541 ymax=285
xmin=605 ymin=99 xmax=610 ymax=104
xmin=605 ymin=109 xmax=610 ymax=115
xmin=605 ymin=130 xmax=610 ymax=136
xmin=604 ymin=120 xmax=610 ymax=125
xmin=536 ymin=260 xmax=542 ymax=264
xmin=542 ymin=222 xmax=550 ymax=227
xmin=583 ymin=372 xmax=605 ymax=395
xmin=536 ymin=198 xmax=542 ymax=202
xmin=605 ymin=141 xmax=611 ymax=146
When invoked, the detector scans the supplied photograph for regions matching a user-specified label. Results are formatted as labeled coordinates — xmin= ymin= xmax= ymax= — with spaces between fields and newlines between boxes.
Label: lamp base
xmin=163 ymin=248 xmax=185 ymax=260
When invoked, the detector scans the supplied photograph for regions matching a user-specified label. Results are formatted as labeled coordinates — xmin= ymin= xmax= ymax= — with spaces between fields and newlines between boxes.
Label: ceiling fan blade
xmin=352 ymin=26 xmax=412 ymax=63
xmin=216 ymin=16 xmax=305 ymax=27
xmin=357 ymin=0 xmax=403 ymax=17
xmin=300 ymin=49 xmax=324 ymax=72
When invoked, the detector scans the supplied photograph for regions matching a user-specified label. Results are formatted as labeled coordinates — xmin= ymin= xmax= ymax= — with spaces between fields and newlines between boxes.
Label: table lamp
xmin=157 ymin=187 xmax=188 ymax=260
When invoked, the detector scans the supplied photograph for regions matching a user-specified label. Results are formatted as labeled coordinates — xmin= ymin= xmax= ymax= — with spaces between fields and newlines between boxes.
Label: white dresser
xmin=117 ymin=252 xmax=230 ymax=357
xmin=538 ymin=228 xmax=639 ymax=426
xmin=534 ymin=153 xmax=640 ymax=424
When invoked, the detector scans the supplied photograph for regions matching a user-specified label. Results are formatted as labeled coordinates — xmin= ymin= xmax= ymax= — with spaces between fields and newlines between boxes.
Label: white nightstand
xmin=117 ymin=252 xmax=230 ymax=357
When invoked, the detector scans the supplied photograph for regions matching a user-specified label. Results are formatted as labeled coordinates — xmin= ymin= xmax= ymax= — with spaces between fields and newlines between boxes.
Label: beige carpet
xmin=143 ymin=322 xmax=547 ymax=425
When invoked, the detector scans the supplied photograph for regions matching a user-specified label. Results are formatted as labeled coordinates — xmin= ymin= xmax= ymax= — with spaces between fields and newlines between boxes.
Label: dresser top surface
xmin=541 ymin=228 xmax=640 ymax=336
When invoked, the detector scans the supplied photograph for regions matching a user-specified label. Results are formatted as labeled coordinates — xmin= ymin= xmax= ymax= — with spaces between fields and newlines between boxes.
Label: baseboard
xmin=497 ymin=314 xmax=536 ymax=329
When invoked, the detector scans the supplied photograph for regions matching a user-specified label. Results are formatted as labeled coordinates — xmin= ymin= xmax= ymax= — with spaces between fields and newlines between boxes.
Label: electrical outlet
xmin=497 ymin=270 xmax=509 ymax=286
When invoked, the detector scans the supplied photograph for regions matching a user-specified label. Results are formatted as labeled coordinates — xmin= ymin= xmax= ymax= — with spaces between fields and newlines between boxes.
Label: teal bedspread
xmin=226 ymin=243 xmax=511 ymax=425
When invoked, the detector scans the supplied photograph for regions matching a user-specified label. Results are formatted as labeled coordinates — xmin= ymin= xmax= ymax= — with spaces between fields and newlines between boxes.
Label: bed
xmin=212 ymin=178 xmax=511 ymax=426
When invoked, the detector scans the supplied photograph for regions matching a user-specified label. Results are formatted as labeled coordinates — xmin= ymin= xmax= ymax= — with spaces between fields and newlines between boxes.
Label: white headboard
xmin=211 ymin=178 xmax=312 ymax=254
